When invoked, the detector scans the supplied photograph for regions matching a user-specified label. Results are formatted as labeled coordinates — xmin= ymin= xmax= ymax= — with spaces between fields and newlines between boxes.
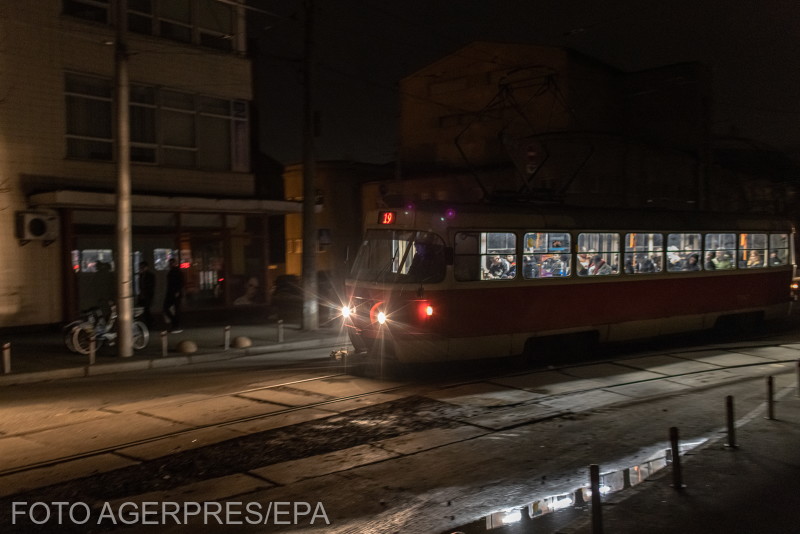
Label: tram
xmin=340 ymin=202 xmax=795 ymax=363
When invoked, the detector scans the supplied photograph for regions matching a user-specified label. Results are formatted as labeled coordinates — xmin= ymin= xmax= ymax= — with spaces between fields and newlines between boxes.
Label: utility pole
xmin=301 ymin=0 xmax=318 ymax=330
xmin=115 ymin=0 xmax=133 ymax=356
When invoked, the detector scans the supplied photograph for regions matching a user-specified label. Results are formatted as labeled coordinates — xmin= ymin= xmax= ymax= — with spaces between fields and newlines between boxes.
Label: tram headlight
xmin=341 ymin=305 xmax=353 ymax=319
xmin=377 ymin=311 xmax=387 ymax=325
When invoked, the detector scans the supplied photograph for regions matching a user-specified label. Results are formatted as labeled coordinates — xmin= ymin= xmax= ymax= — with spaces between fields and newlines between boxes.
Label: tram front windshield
xmin=350 ymin=230 xmax=446 ymax=283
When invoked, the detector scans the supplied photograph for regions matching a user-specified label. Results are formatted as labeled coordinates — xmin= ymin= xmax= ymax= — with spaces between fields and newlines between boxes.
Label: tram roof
xmin=376 ymin=201 xmax=793 ymax=232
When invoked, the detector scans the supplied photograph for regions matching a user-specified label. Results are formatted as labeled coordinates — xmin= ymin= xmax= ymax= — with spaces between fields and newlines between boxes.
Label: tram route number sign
xmin=378 ymin=211 xmax=396 ymax=225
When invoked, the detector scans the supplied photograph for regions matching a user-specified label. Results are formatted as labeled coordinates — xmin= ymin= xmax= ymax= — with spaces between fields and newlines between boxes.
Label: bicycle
xmin=65 ymin=304 xmax=150 ymax=355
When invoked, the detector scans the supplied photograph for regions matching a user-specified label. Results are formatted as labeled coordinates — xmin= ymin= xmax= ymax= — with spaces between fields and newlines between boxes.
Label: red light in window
xmin=180 ymin=262 xmax=191 ymax=269
xmin=379 ymin=211 xmax=396 ymax=225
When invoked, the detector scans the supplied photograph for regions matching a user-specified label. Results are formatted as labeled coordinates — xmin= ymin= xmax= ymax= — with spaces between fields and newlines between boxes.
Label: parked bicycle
xmin=64 ymin=303 xmax=150 ymax=355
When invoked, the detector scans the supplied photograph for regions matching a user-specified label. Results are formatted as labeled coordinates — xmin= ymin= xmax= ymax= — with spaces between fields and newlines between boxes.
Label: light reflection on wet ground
xmin=442 ymin=440 xmax=707 ymax=534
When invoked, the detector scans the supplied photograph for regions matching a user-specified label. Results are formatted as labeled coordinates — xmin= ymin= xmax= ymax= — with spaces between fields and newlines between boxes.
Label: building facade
xmin=0 ymin=1 xmax=298 ymax=328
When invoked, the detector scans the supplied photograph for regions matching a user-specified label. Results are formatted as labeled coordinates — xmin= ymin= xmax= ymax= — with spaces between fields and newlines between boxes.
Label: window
xmin=577 ymin=233 xmax=619 ymax=276
xmin=666 ymin=233 xmax=702 ymax=272
xmin=64 ymin=0 xmax=239 ymax=52
xmin=154 ymin=248 xmax=177 ymax=271
xmin=769 ymin=233 xmax=790 ymax=266
xmin=64 ymin=73 xmax=249 ymax=170
xmin=523 ymin=232 xmax=571 ymax=278
xmin=624 ymin=233 xmax=662 ymax=274
xmin=454 ymin=232 xmax=516 ymax=281
xmin=65 ymin=73 xmax=113 ymax=160
xmin=739 ymin=233 xmax=767 ymax=269
xmin=704 ymin=233 xmax=736 ymax=271
xmin=350 ymin=230 xmax=445 ymax=283
xmin=79 ymin=249 xmax=115 ymax=272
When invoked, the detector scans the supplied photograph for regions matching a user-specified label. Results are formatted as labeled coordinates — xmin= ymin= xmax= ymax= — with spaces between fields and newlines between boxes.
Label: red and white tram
xmin=341 ymin=202 xmax=795 ymax=363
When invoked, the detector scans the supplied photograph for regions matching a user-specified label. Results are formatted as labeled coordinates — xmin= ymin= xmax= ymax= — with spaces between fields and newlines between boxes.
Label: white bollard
xmin=277 ymin=320 xmax=284 ymax=343
xmin=224 ymin=325 xmax=231 ymax=351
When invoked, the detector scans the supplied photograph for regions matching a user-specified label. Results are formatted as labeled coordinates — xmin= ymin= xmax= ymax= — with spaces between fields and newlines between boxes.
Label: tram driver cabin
xmin=341 ymin=203 xmax=795 ymax=363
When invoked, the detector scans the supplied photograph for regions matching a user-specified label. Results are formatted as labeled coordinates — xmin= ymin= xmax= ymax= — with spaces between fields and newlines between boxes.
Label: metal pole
xmin=725 ymin=395 xmax=737 ymax=449
xmin=224 ymin=325 xmax=231 ymax=350
xmin=670 ymin=427 xmax=685 ymax=490
xmin=301 ymin=0 xmax=319 ymax=331
xmin=589 ymin=464 xmax=603 ymax=534
xmin=2 ymin=343 xmax=10 ymax=374
xmin=161 ymin=331 xmax=168 ymax=357
xmin=766 ymin=376 xmax=775 ymax=420
xmin=796 ymin=360 xmax=799 ymax=397
xmin=115 ymin=0 xmax=133 ymax=357
xmin=277 ymin=319 xmax=284 ymax=343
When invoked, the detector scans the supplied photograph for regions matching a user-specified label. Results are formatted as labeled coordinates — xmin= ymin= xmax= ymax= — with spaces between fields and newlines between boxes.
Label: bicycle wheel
xmin=62 ymin=321 xmax=83 ymax=352
xmin=132 ymin=321 xmax=150 ymax=350
xmin=72 ymin=326 xmax=103 ymax=355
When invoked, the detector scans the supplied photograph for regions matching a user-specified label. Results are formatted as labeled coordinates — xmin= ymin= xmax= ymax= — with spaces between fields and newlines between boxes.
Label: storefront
xmin=31 ymin=191 xmax=300 ymax=321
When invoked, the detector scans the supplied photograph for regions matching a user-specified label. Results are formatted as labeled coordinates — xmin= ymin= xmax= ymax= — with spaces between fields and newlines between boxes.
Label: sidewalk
xmin=0 ymin=319 xmax=351 ymax=387
xmin=563 ymin=385 xmax=800 ymax=534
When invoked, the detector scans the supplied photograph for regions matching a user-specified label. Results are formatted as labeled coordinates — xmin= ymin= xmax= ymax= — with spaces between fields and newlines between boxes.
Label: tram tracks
xmin=1 ymin=342 xmax=797 ymax=484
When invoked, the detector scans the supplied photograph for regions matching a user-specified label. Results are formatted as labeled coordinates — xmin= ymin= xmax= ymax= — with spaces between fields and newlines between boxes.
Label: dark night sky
xmin=249 ymin=0 xmax=800 ymax=166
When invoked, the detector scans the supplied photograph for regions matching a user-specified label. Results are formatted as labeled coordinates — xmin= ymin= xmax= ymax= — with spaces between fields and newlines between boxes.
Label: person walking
xmin=163 ymin=258 xmax=183 ymax=333
xmin=136 ymin=260 xmax=156 ymax=328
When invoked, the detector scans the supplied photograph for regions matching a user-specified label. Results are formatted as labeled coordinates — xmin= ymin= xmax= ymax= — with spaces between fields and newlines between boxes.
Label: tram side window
xmin=482 ymin=232 xmax=517 ymax=280
xmin=666 ymin=233 xmax=702 ymax=272
xmin=704 ymin=233 xmax=736 ymax=270
xmin=768 ymin=233 xmax=790 ymax=266
xmin=523 ymin=232 xmax=571 ymax=278
xmin=454 ymin=231 xmax=516 ymax=281
xmin=577 ymin=233 xmax=619 ymax=276
xmin=739 ymin=233 xmax=767 ymax=269
xmin=624 ymin=233 xmax=663 ymax=274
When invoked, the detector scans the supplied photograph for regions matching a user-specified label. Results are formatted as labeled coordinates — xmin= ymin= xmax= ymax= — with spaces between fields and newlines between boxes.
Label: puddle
xmin=442 ymin=439 xmax=707 ymax=534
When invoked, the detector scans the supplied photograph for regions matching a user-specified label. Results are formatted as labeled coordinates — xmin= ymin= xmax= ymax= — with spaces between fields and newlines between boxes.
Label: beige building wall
xmin=0 ymin=1 xmax=253 ymax=327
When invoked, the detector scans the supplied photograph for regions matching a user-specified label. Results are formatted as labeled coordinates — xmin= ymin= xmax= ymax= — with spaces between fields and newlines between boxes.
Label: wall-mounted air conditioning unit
xmin=16 ymin=211 xmax=60 ymax=242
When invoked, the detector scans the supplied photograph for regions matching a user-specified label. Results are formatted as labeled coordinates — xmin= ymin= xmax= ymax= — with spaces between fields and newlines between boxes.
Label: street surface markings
xmin=559 ymin=363 xmax=664 ymax=384
xmin=671 ymin=349 xmax=774 ymax=367
xmin=236 ymin=386 xmax=336 ymax=406
xmin=606 ymin=379 xmax=692 ymax=398
xmin=139 ymin=396 xmax=286 ymax=426
xmin=103 ymin=473 xmax=272 ymax=508
xmin=21 ymin=413 xmax=191 ymax=457
xmin=457 ymin=404 xmax=565 ymax=430
xmin=0 ymin=436 xmax=73 ymax=471
xmin=424 ymin=382 xmax=543 ymax=407
xmin=375 ymin=426 xmax=491 ymax=455
xmin=0 ymin=454 xmax=138 ymax=498
xmin=618 ymin=354 xmax=719 ymax=375
xmin=249 ymin=444 xmax=400 ymax=485
xmin=115 ymin=426 xmax=245 ymax=461
xmin=491 ymin=371 xmax=605 ymax=395
xmin=224 ymin=407 xmax=337 ymax=434
xmin=537 ymin=389 xmax=630 ymax=412
xmin=292 ymin=376 xmax=406 ymax=397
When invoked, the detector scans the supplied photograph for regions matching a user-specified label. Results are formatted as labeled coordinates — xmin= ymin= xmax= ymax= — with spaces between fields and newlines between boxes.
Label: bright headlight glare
xmin=377 ymin=311 xmax=387 ymax=325
xmin=341 ymin=305 xmax=352 ymax=318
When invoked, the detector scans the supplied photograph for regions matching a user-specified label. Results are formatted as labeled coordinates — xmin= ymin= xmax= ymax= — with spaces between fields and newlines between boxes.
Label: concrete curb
xmin=0 ymin=338 xmax=348 ymax=387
